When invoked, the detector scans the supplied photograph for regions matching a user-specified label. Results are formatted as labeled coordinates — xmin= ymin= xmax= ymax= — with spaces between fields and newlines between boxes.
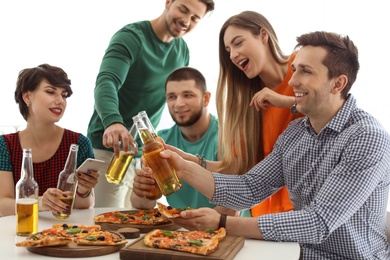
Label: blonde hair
xmin=216 ymin=11 xmax=290 ymax=174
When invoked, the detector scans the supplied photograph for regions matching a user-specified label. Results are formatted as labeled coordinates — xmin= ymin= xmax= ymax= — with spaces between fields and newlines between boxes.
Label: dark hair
xmin=165 ymin=66 xmax=207 ymax=93
xmin=15 ymin=64 xmax=72 ymax=120
xmin=172 ymin=0 xmax=214 ymax=14
xmin=295 ymin=31 xmax=359 ymax=99
xmin=200 ymin=0 xmax=215 ymax=13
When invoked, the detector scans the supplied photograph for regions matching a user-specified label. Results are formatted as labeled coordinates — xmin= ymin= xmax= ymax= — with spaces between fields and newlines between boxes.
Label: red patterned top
xmin=1 ymin=129 xmax=94 ymax=196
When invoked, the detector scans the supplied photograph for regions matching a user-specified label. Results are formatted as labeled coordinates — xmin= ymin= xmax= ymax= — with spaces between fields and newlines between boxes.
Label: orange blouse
xmin=251 ymin=55 xmax=303 ymax=217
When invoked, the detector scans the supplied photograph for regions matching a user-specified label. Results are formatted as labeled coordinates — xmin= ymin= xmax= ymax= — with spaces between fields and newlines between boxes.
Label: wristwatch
xmin=290 ymin=103 xmax=298 ymax=114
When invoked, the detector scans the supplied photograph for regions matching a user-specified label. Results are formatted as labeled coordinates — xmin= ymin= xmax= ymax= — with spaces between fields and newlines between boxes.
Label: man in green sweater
xmin=87 ymin=0 xmax=215 ymax=207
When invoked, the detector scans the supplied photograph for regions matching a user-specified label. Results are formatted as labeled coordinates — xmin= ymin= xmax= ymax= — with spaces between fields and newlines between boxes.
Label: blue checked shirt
xmin=211 ymin=95 xmax=390 ymax=259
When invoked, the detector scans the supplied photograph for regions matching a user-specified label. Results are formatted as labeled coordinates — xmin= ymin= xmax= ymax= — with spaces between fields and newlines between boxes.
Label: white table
xmin=3 ymin=208 xmax=300 ymax=259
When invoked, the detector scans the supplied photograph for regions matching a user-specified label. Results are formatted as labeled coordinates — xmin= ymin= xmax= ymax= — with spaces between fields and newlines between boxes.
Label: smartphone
xmin=77 ymin=158 xmax=105 ymax=173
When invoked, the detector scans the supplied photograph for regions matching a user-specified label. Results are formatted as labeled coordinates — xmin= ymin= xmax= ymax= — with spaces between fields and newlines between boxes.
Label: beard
xmin=172 ymin=106 xmax=203 ymax=127
xmin=165 ymin=18 xmax=187 ymax=38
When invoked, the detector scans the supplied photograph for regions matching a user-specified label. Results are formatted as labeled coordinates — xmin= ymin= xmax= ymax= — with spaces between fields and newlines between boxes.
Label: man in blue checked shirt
xmin=143 ymin=31 xmax=390 ymax=259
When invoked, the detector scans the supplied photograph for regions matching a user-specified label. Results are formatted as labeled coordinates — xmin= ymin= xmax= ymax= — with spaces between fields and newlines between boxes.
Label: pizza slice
xmin=94 ymin=211 xmax=126 ymax=224
xmin=74 ymin=230 xmax=128 ymax=246
xmin=94 ymin=209 xmax=171 ymax=225
xmin=144 ymin=228 xmax=226 ymax=255
xmin=15 ymin=232 xmax=73 ymax=247
xmin=157 ymin=202 xmax=192 ymax=218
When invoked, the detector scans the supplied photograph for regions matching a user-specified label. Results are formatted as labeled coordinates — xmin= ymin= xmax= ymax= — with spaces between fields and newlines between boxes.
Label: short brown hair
xmin=295 ymin=31 xmax=360 ymax=99
xmin=15 ymin=64 xmax=72 ymax=120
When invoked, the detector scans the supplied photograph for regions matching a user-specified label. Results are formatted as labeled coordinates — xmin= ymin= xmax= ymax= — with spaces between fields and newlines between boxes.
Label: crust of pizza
xmin=15 ymin=233 xmax=73 ymax=247
xmin=144 ymin=228 xmax=226 ymax=255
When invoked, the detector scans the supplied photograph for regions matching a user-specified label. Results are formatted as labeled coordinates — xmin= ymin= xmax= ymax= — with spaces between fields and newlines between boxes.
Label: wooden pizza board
xmin=26 ymin=232 xmax=127 ymax=258
xmin=96 ymin=221 xmax=180 ymax=233
xmin=119 ymin=235 xmax=245 ymax=260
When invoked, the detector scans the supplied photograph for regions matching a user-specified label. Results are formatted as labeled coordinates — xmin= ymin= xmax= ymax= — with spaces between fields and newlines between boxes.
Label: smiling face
xmin=165 ymin=79 xmax=207 ymax=127
xmin=223 ymin=25 xmax=269 ymax=79
xmin=289 ymin=46 xmax=346 ymax=127
xmin=164 ymin=0 xmax=207 ymax=38
xmin=23 ymin=79 xmax=68 ymax=123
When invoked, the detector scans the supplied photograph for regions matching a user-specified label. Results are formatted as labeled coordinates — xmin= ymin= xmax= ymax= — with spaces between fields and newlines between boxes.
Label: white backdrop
xmin=1 ymin=0 xmax=389 ymax=134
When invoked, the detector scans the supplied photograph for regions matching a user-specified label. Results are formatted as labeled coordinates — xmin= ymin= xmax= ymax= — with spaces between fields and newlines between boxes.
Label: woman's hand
xmin=76 ymin=170 xmax=99 ymax=196
xmin=250 ymin=87 xmax=294 ymax=111
xmin=164 ymin=144 xmax=198 ymax=163
xmin=41 ymin=188 xmax=70 ymax=215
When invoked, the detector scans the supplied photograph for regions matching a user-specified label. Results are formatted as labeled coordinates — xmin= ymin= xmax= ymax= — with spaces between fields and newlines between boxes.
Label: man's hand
xmin=132 ymin=167 xmax=162 ymax=200
xmin=171 ymin=207 xmax=221 ymax=231
xmin=103 ymin=123 xmax=134 ymax=157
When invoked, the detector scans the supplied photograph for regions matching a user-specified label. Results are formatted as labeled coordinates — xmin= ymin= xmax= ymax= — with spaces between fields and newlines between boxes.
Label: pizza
xmin=144 ymin=228 xmax=226 ymax=255
xmin=15 ymin=232 xmax=72 ymax=248
xmin=157 ymin=202 xmax=192 ymax=218
xmin=74 ymin=230 xmax=127 ymax=246
xmin=15 ymin=224 xmax=127 ymax=247
xmin=94 ymin=208 xmax=170 ymax=225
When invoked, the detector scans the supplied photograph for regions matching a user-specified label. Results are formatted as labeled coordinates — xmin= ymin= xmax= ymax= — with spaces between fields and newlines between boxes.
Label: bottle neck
xmin=138 ymin=127 xmax=155 ymax=144
xmin=139 ymin=113 xmax=157 ymax=134
xmin=21 ymin=149 xmax=34 ymax=180
xmin=63 ymin=144 xmax=78 ymax=173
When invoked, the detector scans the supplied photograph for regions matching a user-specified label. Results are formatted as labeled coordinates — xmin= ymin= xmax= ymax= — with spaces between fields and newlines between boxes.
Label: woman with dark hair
xmin=0 ymin=64 xmax=98 ymax=216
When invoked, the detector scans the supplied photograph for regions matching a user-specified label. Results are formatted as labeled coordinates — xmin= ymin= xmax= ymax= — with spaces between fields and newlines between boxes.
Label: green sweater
xmin=87 ymin=20 xmax=189 ymax=156
xmin=158 ymin=115 xmax=219 ymax=209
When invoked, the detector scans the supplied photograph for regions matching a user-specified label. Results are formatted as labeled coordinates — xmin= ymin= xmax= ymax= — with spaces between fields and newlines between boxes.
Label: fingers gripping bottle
xmin=133 ymin=115 xmax=182 ymax=196
xmin=15 ymin=148 xmax=39 ymax=236
xmin=53 ymin=144 xmax=78 ymax=219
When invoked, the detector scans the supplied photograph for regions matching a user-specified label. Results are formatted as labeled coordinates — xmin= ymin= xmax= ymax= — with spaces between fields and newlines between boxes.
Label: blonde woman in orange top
xmin=215 ymin=11 xmax=303 ymax=217
xmin=169 ymin=11 xmax=302 ymax=216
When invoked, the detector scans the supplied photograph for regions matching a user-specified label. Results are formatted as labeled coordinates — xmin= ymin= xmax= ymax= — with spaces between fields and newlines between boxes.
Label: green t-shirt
xmin=87 ymin=20 xmax=189 ymax=157
xmin=158 ymin=115 xmax=219 ymax=209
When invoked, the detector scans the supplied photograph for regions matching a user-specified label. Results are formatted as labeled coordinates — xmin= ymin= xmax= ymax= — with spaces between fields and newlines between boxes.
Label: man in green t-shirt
xmin=130 ymin=67 xmax=237 ymax=216
xmin=87 ymin=0 xmax=215 ymax=207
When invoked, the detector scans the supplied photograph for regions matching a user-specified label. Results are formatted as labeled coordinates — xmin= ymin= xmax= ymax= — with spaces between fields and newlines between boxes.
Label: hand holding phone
xmin=77 ymin=158 xmax=105 ymax=173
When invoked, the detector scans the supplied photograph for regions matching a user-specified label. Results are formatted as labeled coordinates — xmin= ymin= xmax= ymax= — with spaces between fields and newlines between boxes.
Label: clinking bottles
xmin=53 ymin=144 xmax=78 ymax=219
xmin=138 ymin=110 xmax=165 ymax=145
xmin=15 ymin=148 xmax=39 ymax=236
xmin=133 ymin=115 xmax=182 ymax=196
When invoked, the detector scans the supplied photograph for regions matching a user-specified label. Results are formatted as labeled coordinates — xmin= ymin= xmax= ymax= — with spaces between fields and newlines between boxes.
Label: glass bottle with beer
xmin=133 ymin=115 xmax=182 ymax=196
xmin=105 ymin=124 xmax=138 ymax=184
xmin=138 ymin=110 xmax=165 ymax=145
xmin=15 ymin=148 xmax=39 ymax=236
xmin=53 ymin=144 xmax=78 ymax=219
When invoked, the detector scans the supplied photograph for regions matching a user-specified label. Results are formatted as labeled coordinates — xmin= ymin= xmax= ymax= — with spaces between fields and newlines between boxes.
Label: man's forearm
xmin=130 ymin=192 xmax=156 ymax=209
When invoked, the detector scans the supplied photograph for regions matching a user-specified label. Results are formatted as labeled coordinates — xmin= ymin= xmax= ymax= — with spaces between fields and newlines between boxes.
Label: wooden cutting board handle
xmin=117 ymin=227 xmax=140 ymax=239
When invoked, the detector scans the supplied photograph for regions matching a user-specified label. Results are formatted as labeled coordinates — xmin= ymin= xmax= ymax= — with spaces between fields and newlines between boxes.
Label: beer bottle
xmin=138 ymin=110 xmax=165 ymax=145
xmin=133 ymin=115 xmax=182 ymax=196
xmin=15 ymin=148 xmax=39 ymax=236
xmin=53 ymin=144 xmax=78 ymax=219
